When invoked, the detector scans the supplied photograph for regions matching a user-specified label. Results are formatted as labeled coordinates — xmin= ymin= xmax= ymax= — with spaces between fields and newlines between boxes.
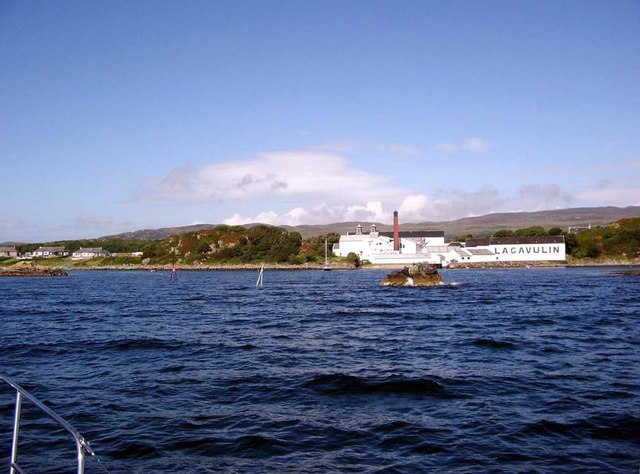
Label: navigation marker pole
xmin=256 ymin=264 xmax=264 ymax=288
xmin=170 ymin=246 xmax=178 ymax=281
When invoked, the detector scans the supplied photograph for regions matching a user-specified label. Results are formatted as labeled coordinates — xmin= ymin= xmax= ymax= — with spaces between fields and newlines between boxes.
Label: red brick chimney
xmin=393 ymin=210 xmax=399 ymax=251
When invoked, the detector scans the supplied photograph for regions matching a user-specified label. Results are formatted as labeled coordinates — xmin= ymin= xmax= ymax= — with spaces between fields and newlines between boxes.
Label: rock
xmin=380 ymin=263 xmax=444 ymax=287
xmin=0 ymin=262 xmax=67 ymax=277
xmin=611 ymin=270 xmax=640 ymax=276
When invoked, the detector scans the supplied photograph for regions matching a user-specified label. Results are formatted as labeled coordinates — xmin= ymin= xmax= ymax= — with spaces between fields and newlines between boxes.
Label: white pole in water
xmin=256 ymin=264 xmax=264 ymax=287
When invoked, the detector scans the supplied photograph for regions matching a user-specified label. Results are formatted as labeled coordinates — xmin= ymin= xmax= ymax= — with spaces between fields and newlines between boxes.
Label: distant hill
xmin=419 ymin=206 xmax=640 ymax=239
xmin=100 ymin=222 xmax=268 ymax=241
xmin=102 ymin=206 xmax=640 ymax=241
xmin=103 ymin=224 xmax=216 ymax=241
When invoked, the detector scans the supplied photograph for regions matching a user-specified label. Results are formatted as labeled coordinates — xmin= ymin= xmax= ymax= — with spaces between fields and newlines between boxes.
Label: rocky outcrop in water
xmin=611 ymin=270 xmax=640 ymax=276
xmin=0 ymin=262 xmax=67 ymax=277
xmin=380 ymin=263 xmax=444 ymax=287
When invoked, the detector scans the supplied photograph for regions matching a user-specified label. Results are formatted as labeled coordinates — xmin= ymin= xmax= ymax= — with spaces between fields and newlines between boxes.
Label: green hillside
xmin=140 ymin=225 xmax=341 ymax=265
xmin=564 ymin=218 xmax=640 ymax=260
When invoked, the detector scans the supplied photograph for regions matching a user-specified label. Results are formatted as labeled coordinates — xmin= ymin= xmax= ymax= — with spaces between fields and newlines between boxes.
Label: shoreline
xmin=11 ymin=263 xmax=640 ymax=272
xmin=58 ymin=263 xmax=356 ymax=271
xmin=2 ymin=258 xmax=639 ymax=273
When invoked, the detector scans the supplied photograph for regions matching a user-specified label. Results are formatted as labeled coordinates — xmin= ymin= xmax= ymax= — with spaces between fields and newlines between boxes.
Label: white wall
xmin=400 ymin=239 xmax=418 ymax=253
xmin=463 ymin=243 xmax=566 ymax=263
xmin=368 ymin=253 xmax=444 ymax=265
xmin=490 ymin=243 xmax=566 ymax=262
xmin=333 ymin=236 xmax=369 ymax=258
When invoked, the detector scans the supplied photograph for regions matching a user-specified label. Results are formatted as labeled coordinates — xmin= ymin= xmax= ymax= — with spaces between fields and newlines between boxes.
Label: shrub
xmin=346 ymin=252 xmax=361 ymax=268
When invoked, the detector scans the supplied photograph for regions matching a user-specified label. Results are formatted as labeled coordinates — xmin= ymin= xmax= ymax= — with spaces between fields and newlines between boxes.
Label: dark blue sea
xmin=1 ymin=268 xmax=639 ymax=473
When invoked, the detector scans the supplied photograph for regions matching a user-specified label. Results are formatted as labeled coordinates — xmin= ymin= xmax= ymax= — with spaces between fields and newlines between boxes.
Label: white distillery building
xmin=333 ymin=212 xmax=566 ymax=266
xmin=333 ymin=224 xmax=448 ymax=265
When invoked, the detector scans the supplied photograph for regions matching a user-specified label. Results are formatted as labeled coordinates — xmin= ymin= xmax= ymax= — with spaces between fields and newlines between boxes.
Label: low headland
xmin=0 ymin=261 xmax=68 ymax=277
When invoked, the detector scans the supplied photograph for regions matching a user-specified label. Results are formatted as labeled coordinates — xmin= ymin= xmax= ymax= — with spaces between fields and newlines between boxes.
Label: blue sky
xmin=1 ymin=1 xmax=639 ymax=242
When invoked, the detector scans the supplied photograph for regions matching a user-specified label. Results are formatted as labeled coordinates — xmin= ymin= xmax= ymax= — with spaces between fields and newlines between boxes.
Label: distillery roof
xmin=465 ymin=236 xmax=565 ymax=247
xmin=379 ymin=230 xmax=445 ymax=239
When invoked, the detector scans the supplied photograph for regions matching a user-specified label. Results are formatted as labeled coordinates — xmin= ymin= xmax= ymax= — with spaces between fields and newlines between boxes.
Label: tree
xmin=346 ymin=252 xmax=361 ymax=268
xmin=548 ymin=227 xmax=564 ymax=236
xmin=299 ymin=233 xmax=340 ymax=262
xmin=573 ymin=241 xmax=601 ymax=259
xmin=564 ymin=233 xmax=578 ymax=255
xmin=493 ymin=229 xmax=513 ymax=237
xmin=196 ymin=240 xmax=211 ymax=254
xmin=514 ymin=226 xmax=547 ymax=237
xmin=142 ymin=242 xmax=159 ymax=259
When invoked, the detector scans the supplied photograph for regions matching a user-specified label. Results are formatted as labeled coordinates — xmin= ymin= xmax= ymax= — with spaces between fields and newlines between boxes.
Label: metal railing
xmin=1 ymin=376 xmax=95 ymax=474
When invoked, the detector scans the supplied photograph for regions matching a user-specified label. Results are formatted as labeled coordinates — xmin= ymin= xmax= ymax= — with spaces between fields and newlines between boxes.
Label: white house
xmin=32 ymin=246 xmax=69 ymax=258
xmin=71 ymin=247 xmax=111 ymax=260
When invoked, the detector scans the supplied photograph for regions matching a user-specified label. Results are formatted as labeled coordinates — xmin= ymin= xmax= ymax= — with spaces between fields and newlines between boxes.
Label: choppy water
xmin=0 ymin=268 xmax=638 ymax=473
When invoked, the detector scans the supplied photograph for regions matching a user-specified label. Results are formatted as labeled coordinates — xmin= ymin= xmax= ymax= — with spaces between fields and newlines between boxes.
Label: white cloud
xmin=218 ymin=178 xmax=640 ymax=227
xmin=224 ymin=211 xmax=279 ymax=226
xmin=575 ymin=188 xmax=640 ymax=207
xmin=344 ymin=202 xmax=386 ymax=221
xmin=433 ymin=137 xmax=491 ymax=153
xmin=223 ymin=202 xmax=390 ymax=227
xmin=462 ymin=138 xmax=490 ymax=153
xmin=142 ymin=150 xmax=402 ymax=204
xmin=397 ymin=188 xmax=506 ymax=222
xmin=220 ymin=187 xmax=509 ymax=227
xmin=142 ymin=146 xmax=638 ymax=230
xmin=517 ymin=184 xmax=575 ymax=210
xmin=398 ymin=194 xmax=428 ymax=216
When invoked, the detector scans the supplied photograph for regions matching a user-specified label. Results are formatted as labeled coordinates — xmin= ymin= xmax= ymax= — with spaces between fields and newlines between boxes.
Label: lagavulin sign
xmin=493 ymin=243 xmax=565 ymax=261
